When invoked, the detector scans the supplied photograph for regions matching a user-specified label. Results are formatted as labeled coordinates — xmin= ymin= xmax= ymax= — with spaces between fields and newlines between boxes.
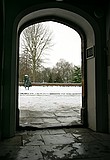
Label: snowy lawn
xmin=18 ymin=86 xmax=82 ymax=112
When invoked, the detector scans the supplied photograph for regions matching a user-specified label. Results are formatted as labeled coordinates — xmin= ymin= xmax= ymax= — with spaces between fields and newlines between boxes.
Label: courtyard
xmin=18 ymin=85 xmax=82 ymax=128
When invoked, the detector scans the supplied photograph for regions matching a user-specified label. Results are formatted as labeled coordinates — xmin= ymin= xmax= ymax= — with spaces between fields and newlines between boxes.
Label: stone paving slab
xmin=30 ymin=112 xmax=55 ymax=118
xmin=25 ymin=134 xmax=44 ymax=146
xmin=43 ymin=118 xmax=59 ymax=124
xmin=20 ymin=109 xmax=81 ymax=128
xmin=48 ymin=129 xmax=66 ymax=134
xmin=28 ymin=130 xmax=50 ymax=135
xmin=57 ymin=117 xmax=79 ymax=123
xmin=30 ymin=118 xmax=44 ymax=125
xmin=72 ymin=132 xmax=98 ymax=143
xmin=55 ymin=111 xmax=79 ymax=117
xmin=1 ymin=128 xmax=110 ymax=160
xmin=42 ymin=133 xmax=79 ymax=145
xmin=40 ymin=144 xmax=81 ymax=160
xmin=64 ymin=128 xmax=91 ymax=133
xmin=72 ymin=142 xmax=110 ymax=158
xmin=0 ymin=146 xmax=20 ymax=159
xmin=16 ymin=146 xmax=43 ymax=160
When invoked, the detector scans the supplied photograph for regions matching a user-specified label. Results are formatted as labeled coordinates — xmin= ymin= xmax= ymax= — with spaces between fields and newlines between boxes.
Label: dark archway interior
xmin=0 ymin=1 xmax=110 ymax=159
xmin=0 ymin=1 xmax=109 ymax=141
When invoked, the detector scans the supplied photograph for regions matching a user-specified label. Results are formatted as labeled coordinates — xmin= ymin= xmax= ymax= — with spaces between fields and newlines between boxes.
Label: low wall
xmin=19 ymin=82 xmax=82 ymax=87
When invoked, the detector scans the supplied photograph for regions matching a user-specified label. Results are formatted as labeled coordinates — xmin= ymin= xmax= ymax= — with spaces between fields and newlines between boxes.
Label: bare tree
xmin=53 ymin=59 xmax=74 ymax=83
xmin=19 ymin=48 xmax=32 ymax=82
xmin=20 ymin=23 xmax=54 ymax=82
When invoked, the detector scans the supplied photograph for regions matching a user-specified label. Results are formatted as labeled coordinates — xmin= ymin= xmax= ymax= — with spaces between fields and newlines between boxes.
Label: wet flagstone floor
xmin=0 ymin=127 xmax=110 ymax=160
xmin=19 ymin=107 xmax=81 ymax=128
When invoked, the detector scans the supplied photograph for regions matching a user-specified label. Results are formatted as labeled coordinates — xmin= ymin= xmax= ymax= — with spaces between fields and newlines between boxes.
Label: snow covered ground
xmin=18 ymin=86 xmax=82 ymax=112
xmin=18 ymin=86 xmax=82 ymax=127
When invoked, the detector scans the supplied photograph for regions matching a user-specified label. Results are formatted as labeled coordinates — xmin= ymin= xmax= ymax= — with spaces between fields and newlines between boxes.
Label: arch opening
xmin=14 ymin=6 xmax=96 ymax=132
xmin=18 ymin=20 xmax=82 ymax=128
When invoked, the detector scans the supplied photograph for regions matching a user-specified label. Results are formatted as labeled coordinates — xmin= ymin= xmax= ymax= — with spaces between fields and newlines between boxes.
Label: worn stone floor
xmin=0 ymin=127 xmax=110 ymax=160
xmin=19 ymin=107 xmax=81 ymax=128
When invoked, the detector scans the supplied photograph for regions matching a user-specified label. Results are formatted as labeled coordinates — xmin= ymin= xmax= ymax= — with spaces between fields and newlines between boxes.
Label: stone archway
xmin=15 ymin=6 xmax=95 ymax=131
xmin=18 ymin=20 xmax=83 ymax=128
xmin=2 ymin=2 xmax=107 ymax=139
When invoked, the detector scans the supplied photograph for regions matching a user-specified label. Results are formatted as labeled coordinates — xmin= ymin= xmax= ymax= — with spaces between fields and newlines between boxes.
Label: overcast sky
xmin=42 ymin=21 xmax=81 ymax=68
xmin=20 ymin=21 xmax=81 ymax=68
